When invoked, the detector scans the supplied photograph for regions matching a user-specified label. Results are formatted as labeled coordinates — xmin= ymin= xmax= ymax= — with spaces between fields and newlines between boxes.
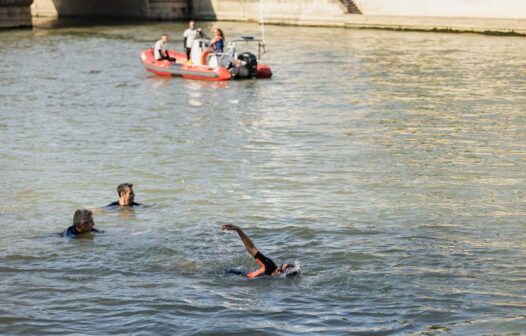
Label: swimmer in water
xmin=222 ymin=224 xmax=298 ymax=278
xmin=106 ymin=183 xmax=142 ymax=208
xmin=63 ymin=209 xmax=101 ymax=237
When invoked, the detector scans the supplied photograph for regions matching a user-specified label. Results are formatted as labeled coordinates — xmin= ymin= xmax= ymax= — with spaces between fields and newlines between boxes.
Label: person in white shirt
xmin=183 ymin=21 xmax=202 ymax=60
xmin=154 ymin=34 xmax=175 ymax=62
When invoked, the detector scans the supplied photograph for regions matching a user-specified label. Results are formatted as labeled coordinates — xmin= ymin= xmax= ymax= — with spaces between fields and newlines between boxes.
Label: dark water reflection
xmin=1 ymin=20 xmax=525 ymax=335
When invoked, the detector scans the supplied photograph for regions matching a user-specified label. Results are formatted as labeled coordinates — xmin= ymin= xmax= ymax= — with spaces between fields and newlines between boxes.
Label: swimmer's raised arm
xmin=222 ymin=224 xmax=258 ymax=257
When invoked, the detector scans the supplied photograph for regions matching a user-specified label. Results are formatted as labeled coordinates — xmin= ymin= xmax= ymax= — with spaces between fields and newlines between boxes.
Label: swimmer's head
xmin=73 ymin=209 xmax=94 ymax=234
xmin=275 ymin=264 xmax=299 ymax=278
xmin=117 ymin=183 xmax=135 ymax=206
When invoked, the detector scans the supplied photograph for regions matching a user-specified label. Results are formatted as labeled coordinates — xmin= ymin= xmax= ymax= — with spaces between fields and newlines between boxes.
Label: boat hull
xmin=141 ymin=48 xmax=272 ymax=81
xmin=141 ymin=49 xmax=232 ymax=81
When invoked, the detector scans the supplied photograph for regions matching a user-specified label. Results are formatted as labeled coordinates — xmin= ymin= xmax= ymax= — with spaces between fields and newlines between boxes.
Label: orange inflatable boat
xmin=141 ymin=37 xmax=272 ymax=81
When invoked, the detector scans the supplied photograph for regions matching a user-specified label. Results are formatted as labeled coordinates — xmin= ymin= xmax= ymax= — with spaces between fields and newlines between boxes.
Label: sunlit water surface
xmin=1 ymin=20 xmax=525 ymax=335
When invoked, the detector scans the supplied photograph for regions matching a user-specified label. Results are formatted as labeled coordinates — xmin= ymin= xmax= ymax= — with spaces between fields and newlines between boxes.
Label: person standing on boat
xmin=183 ymin=20 xmax=202 ymax=61
xmin=210 ymin=28 xmax=225 ymax=53
xmin=154 ymin=34 xmax=175 ymax=62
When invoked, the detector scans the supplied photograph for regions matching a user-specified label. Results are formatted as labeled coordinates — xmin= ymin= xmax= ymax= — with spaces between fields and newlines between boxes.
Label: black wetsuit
xmin=106 ymin=201 xmax=142 ymax=207
xmin=226 ymin=252 xmax=278 ymax=278
xmin=63 ymin=226 xmax=100 ymax=237
xmin=254 ymin=252 xmax=277 ymax=275
xmin=244 ymin=251 xmax=277 ymax=278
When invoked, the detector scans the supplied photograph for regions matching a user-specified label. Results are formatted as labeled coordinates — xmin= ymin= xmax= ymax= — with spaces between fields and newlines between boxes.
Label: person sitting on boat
xmin=63 ymin=209 xmax=101 ymax=237
xmin=222 ymin=224 xmax=299 ymax=278
xmin=210 ymin=28 xmax=225 ymax=54
xmin=106 ymin=183 xmax=142 ymax=208
xmin=183 ymin=20 xmax=202 ymax=61
xmin=154 ymin=34 xmax=175 ymax=62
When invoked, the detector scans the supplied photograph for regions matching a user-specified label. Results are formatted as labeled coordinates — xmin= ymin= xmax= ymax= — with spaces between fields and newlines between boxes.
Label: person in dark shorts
xmin=63 ymin=209 xmax=101 ymax=237
xmin=183 ymin=20 xmax=202 ymax=60
xmin=154 ymin=34 xmax=176 ymax=62
xmin=106 ymin=183 xmax=142 ymax=208
xmin=222 ymin=224 xmax=298 ymax=278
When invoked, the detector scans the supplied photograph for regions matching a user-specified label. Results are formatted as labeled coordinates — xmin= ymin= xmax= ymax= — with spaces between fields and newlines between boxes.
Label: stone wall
xmin=191 ymin=0 xmax=526 ymax=21
xmin=0 ymin=0 xmax=33 ymax=28
xmin=354 ymin=0 xmax=526 ymax=19
xmin=189 ymin=0 xmax=526 ymax=35
xmin=147 ymin=0 xmax=188 ymax=20
xmin=7 ymin=0 xmax=526 ymax=34
xmin=31 ymin=0 xmax=187 ymax=19
xmin=191 ymin=0 xmax=345 ymax=24
xmin=31 ymin=0 xmax=148 ymax=18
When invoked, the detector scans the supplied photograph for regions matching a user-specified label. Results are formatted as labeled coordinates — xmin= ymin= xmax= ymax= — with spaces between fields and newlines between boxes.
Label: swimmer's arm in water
xmin=222 ymin=224 xmax=258 ymax=257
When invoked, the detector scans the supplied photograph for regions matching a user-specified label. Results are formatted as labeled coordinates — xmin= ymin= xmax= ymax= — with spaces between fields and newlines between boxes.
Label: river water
xmin=1 ymin=20 xmax=525 ymax=335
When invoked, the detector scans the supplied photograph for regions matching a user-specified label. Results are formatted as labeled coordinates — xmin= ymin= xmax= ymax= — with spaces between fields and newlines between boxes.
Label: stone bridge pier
xmin=30 ymin=0 xmax=188 ymax=20
xmin=0 ymin=0 xmax=33 ymax=28
xmin=2 ymin=0 xmax=353 ymax=28
xmin=4 ymin=0 xmax=525 ymax=35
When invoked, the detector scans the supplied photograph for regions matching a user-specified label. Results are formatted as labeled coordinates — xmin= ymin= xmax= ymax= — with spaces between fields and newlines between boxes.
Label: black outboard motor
xmin=231 ymin=52 xmax=258 ymax=79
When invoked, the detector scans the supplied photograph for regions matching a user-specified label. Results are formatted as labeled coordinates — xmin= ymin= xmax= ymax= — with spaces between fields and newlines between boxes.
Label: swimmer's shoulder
xmin=62 ymin=226 xmax=102 ymax=237
xmin=62 ymin=226 xmax=78 ymax=238
xmin=105 ymin=201 xmax=120 ymax=208
xmin=104 ymin=201 xmax=144 ymax=208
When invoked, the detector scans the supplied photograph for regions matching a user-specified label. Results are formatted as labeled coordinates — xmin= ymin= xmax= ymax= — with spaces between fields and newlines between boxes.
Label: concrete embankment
xmin=30 ymin=0 xmax=188 ymax=20
xmin=192 ymin=0 xmax=526 ymax=35
xmin=2 ymin=0 xmax=526 ymax=35
xmin=342 ymin=15 xmax=526 ymax=36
